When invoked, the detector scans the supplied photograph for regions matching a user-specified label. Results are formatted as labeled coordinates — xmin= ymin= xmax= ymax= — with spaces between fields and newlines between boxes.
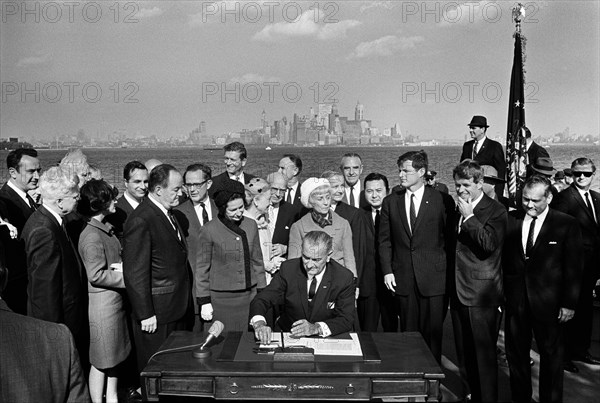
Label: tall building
xmin=355 ymin=101 xmax=364 ymax=121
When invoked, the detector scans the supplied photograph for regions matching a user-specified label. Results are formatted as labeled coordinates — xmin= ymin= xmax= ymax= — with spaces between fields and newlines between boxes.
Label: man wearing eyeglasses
xmin=22 ymin=166 xmax=89 ymax=368
xmin=552 ymin=157 xmax=600 ymax=372
xmin=266 ymin=172 xmax=298 ymax=258
xmin=173 ymin=163 xmax=217 ymax=330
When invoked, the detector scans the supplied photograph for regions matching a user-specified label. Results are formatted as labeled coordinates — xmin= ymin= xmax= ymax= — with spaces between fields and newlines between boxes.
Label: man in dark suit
xmin=340 ymin=153 xmax=368 ymax=209
xmin=503 ymin=175 xmax=583 ymax=403
xmin=379 ymin=150 xmax=455 ymax=363
xmin=106 ymin=160 xmax=148 ymax=243
xmin=278 ymin=154 xmax=304 ymax=208
xmin=361 ymin=173 xmax=389 ymax=331
xmin=524 ymin=126 xmax=549 ymax=167
xmin=209 ymin=142 xmax=256 ymax=196
xmin=0 ymin=148 xmax=41 ymax=314
xmin=460 ymin=115 xmax=505 ymax=196
xmin=0 ymin=263 xmax=90 ymax=403
xmin=123 ymin=164 xmax=192 ymax=374
xmin=552 ymin=157 xmax=600 ymax=371
xmin=250 ymin=230 xmax=355 ymax=342
xmin=22 ymin=166 xmax=89 ymax=367
xmin=449 ymin=160 xmax=507 ymax=402
xmin=173 ymin=163 xmax=216 ymax=329
xmin=266 ymin=172 xmax=298 ymax=256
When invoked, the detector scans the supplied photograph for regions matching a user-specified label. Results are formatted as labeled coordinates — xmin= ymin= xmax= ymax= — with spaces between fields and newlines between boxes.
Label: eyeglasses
xmin=270 ymin=187 xmax=286 ymax=194
xmin=184 ymin=180 xmax=209 ymax=189
xmin=62 ymin=194 xmax=80 ymax=201
xmin=572 ymin=171 xmax=594 ymax=178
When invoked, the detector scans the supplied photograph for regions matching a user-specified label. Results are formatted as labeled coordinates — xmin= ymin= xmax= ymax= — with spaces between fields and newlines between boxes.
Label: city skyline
xmin=1 ymin=1 xmax=599 ymax=142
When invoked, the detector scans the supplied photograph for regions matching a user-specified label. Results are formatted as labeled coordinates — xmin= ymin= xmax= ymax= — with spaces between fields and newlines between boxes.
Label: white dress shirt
xmin=521 ymin=206 xmax=549 ymax=253
xmin=404 ymin=184 xmax=425 ymax=232
xmin=194 ymin=198 xmax=213 ymax=226
xmin=123 ymin=192 xmax=140 ymax=210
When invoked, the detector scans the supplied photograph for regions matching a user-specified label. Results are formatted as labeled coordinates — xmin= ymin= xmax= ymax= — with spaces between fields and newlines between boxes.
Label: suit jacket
xmin=123 ymin=199 xmax=190 ymax=324
xmin=288 ymin=211 xmax=357 ymax=277
xmin=105 ymin=195 xmax=136 ymax=244
xmin=450 ymin=194 xmax=506 ymax=307
xmin=379 ymin=186 xmax=456 ymax=297
xmin=342 ymin=188 xmax=369 ymax=209
xmin=334 ymin=202 xmax=369 ymax=293
xmin=460 ymin=137 xmax=506 ymax=180
xmin=208 ymin=171 xmax=256 ymax=197
xmin=22 ymin=206 xmax=88 ymax=344
xmin=0 ymin=300 xmax=90 ymax=403
xmin=0 ymin=183 xmax=35 ymax=285
xmin=503 ymin=208 xmax=583 ymax=321
xmin=249 ymin=258 xmax=355 ymax=336
xmin=271 ymin=201 xmax=299 ymax=247
xmin=195 ymin=216 xmax=266 ymax=305
xmin=526 ymin=141 xmax=549 ymax=165
xmin=360 ymin=208 xmax=381 ymax=297
xmin=552 ymin=185 xmax=600 ymax=253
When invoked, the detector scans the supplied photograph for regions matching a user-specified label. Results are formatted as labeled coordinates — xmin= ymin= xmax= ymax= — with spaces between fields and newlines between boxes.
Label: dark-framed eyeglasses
xmin=184 ymin=180 xmax=209 ymax=189
xmin=572 ymin=171 xmax=594 ymax=178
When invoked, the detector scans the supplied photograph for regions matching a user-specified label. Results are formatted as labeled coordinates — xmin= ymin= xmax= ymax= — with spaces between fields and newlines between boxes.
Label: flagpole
xmin=506 ymin=3 xmax=527 ymax=205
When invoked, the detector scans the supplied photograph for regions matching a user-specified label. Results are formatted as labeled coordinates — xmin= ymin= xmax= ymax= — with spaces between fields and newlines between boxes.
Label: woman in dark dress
xmin=196 ymin=179 xmax=266 ymax=333
xmin=78 ymin=180 xmax=131 ymax=403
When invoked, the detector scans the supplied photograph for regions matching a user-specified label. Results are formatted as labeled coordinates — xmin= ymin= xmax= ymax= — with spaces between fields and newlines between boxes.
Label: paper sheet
xmin=262 ymin=332 xmax=363 ymax=356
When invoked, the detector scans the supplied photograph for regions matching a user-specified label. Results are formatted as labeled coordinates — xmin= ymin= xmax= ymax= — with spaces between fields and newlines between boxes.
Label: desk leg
xmin=425 ymin=379 xmax=441 ymax=402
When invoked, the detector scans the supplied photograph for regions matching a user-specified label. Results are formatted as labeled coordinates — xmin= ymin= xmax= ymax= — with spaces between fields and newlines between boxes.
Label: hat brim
xmin=483 ymin=175 xmax=505 ymax=184
xmin=531 ymin=167 xmax=557 ymax=175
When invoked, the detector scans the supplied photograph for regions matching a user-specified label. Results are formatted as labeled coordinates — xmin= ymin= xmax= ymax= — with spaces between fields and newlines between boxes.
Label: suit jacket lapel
xmin=149 ymin=202 xmax=185 ymax=247
xmin=529 ymin=209 xmax=553 ymax=257
xmin=570 ymin=186 xmax=596 ymax=223
xmin=413 ymin=188 xmax=431 ymax=233
xmin=3 ymin=183 xmax=33 ymax=215
xmin=309 ymin=265 xmax=332 ymax=321
xmin=297 ymin=267 xmax=309 ymax=318
xmin=397 ymin=192 xmax=411 ymax=238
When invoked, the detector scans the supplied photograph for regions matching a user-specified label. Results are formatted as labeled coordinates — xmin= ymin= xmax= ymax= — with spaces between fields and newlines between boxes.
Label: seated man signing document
xmin=250 ymin=230 xmax=355 ymax=343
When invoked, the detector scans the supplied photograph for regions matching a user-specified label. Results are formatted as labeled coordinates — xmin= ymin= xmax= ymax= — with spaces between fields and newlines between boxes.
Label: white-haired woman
xmin=288 ymin=178 xmax=356 ymax=278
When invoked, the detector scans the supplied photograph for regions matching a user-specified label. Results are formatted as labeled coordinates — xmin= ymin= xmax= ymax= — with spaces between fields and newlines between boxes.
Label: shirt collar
xmin=43 ymin=203 xmax=63 ymax=226
xmin=123 ymin=191 xmax=140 ymax=209
xmin=148 ymin=193 xmax=170 ymax=217
xmin=406 ymin=183 xmax=425 ymax=199
xmin=524 ymin=205 xmax=550 ymax=223
xmin=7 ymin=180 xmax=29 ymax=203
xmin=345 ymin=181 xmax=361 ymax=192
xmin=308 ymin=266 xmax=327 ymax=282
xmin=471 ymin=191 xmax=485 ymax=209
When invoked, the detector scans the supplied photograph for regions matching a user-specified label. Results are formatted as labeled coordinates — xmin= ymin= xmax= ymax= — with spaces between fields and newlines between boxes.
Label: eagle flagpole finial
xmin=512 ymin=3 xmax=526 ymax=34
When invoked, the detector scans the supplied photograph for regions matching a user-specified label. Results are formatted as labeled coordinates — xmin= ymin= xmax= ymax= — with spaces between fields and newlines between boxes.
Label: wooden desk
xmin=142 ymin=331 xmax=443 ymax=401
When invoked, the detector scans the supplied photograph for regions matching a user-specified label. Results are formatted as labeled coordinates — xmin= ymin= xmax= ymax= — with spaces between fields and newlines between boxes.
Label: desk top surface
xmin=142 ymin=331 xmax=444 ymax=380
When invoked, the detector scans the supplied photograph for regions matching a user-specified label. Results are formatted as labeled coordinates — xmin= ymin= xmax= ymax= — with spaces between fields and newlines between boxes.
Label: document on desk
xmin=266 ymin=332 xmax=363 ymax=356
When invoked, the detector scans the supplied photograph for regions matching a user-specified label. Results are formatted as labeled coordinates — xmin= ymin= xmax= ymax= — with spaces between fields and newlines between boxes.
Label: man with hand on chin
xmin=250 ymin=231 xmax=355 ymax=343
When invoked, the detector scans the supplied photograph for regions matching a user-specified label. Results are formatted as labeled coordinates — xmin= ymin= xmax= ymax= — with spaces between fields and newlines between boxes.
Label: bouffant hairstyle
xmin=78 ymin=179 xmax=118 ymax=217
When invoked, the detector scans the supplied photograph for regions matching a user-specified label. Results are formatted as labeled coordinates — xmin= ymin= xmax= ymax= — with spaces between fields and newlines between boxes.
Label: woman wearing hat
xmin=77 ymin=179 xmax=131 ymax=403
xmin=243 ymin=178 xmax=286 ymax=284
xmin=196 ymin=179 xmax=266 ymax=332
xmin=288 ymin=177 xmax=357 ymax=278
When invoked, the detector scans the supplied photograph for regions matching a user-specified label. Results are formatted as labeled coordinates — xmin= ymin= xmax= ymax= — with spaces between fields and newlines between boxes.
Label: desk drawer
xmin=216 ymin=377 xmax=369 ymax=399
xmin=160 ymin=376 xmax=215 ymax=397
xmin=371 ymin=379 xmax=428 ymax=398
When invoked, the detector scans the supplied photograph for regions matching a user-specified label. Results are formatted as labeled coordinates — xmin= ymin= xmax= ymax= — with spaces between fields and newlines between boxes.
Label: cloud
xmin=253 ymin=9 xmax=361 ymax=42
xmin=17 ymin=53 xmax=51 ymax=67
xmin=137 ymin=7 xmax=163 ymax=19
xmin=358 ymin=1 xmax=397 ymax=13
xmin=348 ymin=35 xmax=424 ymax=59
xmin=228 ymin=73 xmax=280 ymax=85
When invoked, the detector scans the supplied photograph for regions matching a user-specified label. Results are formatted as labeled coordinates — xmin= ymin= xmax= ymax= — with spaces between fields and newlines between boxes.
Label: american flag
xmin=506 ymin=5 xmax=527 ymax=203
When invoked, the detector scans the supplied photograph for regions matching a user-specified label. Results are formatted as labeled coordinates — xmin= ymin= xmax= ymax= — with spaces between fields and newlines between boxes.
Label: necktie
xmin=26 ymin=194 xmax=38 ymax=211
xmin=349 ymin=185 xmax=355 ymax=207
xmin=374 ymin=209 xmax=381 ymax=233
xmin=308 ymin=277 xmax=317 ymax=300
xmin=472 ymin=140 xmax=479 ymax=159
xmin=199 ymin=202 xmax=209 ymax=225
xmin=409 ymin=194 xmax=417 ymax=233
xmin=584 ymin=192 xmax=597 ymax=224
xmin=286 ymin=188 xmax=293 ymax=204
xmin=167 ymin=211 xmax=181 ymax=240
xmin=526 ymin=216 xmax=537 ymax=257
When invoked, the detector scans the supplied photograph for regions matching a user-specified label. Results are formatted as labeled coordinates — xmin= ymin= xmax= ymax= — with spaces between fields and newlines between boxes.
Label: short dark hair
xmin=571 ymin=157 xmax=596 ymax=173
xmin=364 ymin=172 xmax=389 ymax=192
xmin=78 ymin=179 xmax=119 ymax=217
xmin=524 ymin=174 xmax=552 ymax=197
xmin=524 ymin=126 xmax=532 ymax=139
xmin=283 ymin=154 xmax=303 ymax=175
xmin=184 ymin=163 xmax=212 ymax=183
xmin=149 ymin=164 xmax=178 ymax=192
xmin=224 ymin=142 xmax=247 ymax=160
xmin=123 ymin=161 xmax=147 ymax=181
xmin=7 ymin=148 xmax=38 ymax=170
xmin=453 ymin=159 xmax=483 ymax=182
xmin=397 ymin=150 xmax=428 ymax=172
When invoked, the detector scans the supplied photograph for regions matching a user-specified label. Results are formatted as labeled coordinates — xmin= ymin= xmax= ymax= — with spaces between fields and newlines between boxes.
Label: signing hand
xmin=384 ymin=273 xmax=396 ymax=293
xmin=253 ymin=320 xmax=272 ymax=344
xmin=558 ymin=307 xmax=575 ymax=323
xmin=290 ymin=319 xmax=319 ymax=338
xmin=271 ymin=244 xmax=287 ymax=258
xmin=141 ymin=316 xmax=157 ymax=333
xmin=201 ymin=303 xmax=214 ymax=321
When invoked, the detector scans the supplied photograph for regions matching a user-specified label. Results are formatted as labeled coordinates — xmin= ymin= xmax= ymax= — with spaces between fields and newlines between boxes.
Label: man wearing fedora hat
xmin=529 ymin=157 xmax=559 ymax=198
xmin=461 ymin=116 xmax=506 ymax=197
xmin=524 ymin=127 xmax=549 ymax=171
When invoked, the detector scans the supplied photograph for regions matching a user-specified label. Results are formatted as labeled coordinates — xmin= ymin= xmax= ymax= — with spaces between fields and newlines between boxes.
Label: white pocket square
xmin=549 ymin=241 xmax=557 ymax=244
xmin=285 ymin=226 xmax=289 ymax=229
xmin=327 ymin=301 xmax=335 ymax=309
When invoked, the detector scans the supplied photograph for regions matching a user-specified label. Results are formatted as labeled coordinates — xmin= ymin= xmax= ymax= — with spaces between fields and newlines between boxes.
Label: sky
xmin=1 ymin=0 xmax=599 ymax=142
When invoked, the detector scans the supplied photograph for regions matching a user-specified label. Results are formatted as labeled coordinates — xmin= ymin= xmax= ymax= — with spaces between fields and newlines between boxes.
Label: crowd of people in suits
xmin=1 ymin=114 xmax=599 ymax=403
